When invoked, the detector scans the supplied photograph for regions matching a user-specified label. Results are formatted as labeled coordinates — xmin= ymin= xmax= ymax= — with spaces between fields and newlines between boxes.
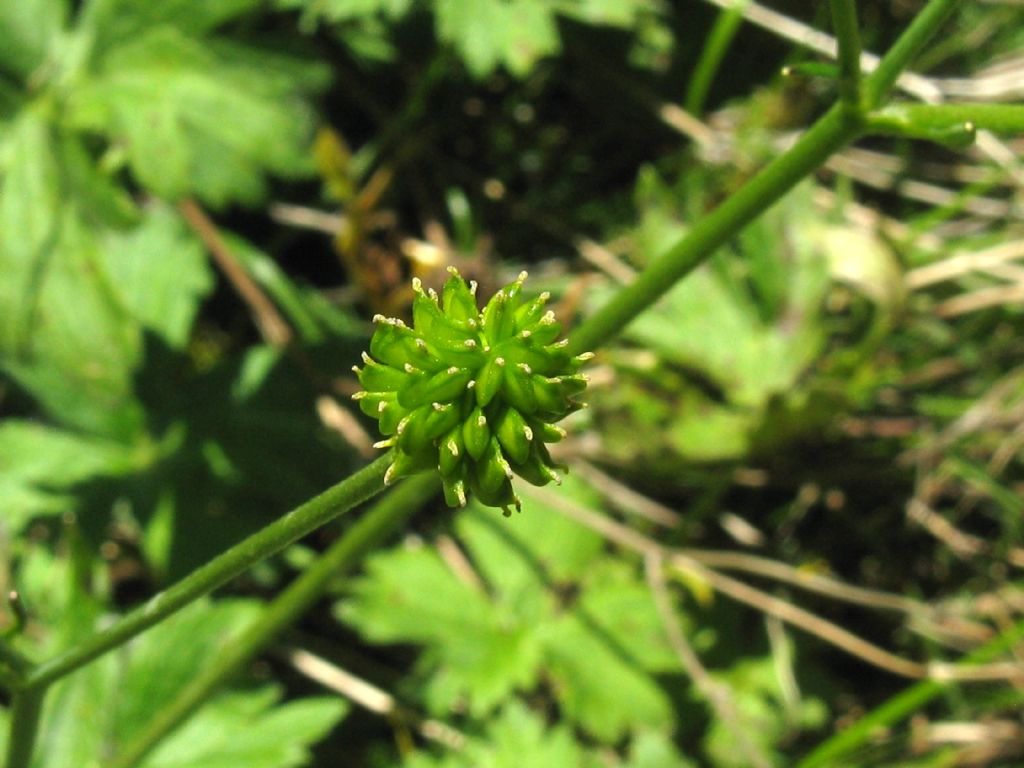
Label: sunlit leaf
xmin=99 ymin=206 xmax=214 ymax=349
xmin=338 ymin=545 xmax=544 ymax=715
xmin=0 ymin=0 xmax=67 ymax=78
xmin=0 ymin=597 xmax=347 ymax=768
xmin=0 ymin=421 xmax=142 ymax=532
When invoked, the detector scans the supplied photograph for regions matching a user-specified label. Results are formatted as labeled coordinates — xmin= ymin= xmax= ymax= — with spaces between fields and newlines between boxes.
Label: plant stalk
xmin=108 ymin=473 xmax=436 ymax=768
xmin=569 ymin=104 xmax=863 ymax=356
xmin=829 ymin=0 xmax=862 ymax=109
xmin=863 ymin=0 xmax=961 ymax=108
xmin=685 ymin=0 xmax=749 ymax=117
xmin=4 ymin=688 xmax=44 ymax=768
xmin=23 ymin=453 xmax=392 ymax=692
xmin=871 ymin=102 xmax=1024 ymax=135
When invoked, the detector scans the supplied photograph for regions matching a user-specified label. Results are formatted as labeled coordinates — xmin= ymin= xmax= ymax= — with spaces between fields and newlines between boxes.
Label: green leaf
xmin=593 ymin=175 xmax=851 ymax=465
xmin=81 ymin=0 xmax=266 ymax=53
xmin=434 ymin=0 xmax=560 ymax=78
xmin=541 ymin=608 xmax=674 ymax=742
xmin=667 ymin=389 xmax=756 ymax=462
xmin=399 ymin=705 xmax=691 ymax=768
xmin=11 ymin=535 xmax=108 ymax=655
xmin=284 ymin=0 xmax=671 ymax=75
xmin=461 ymin=701 xmax=591 ymax=768
xmin=277 ymin=0 xmax=412 ymax=23
xmin=143 ymin=692 xmax=345 ymax=768
xmin=99 ymin=206 xmax=214 ymax=349
xmin=563 ymin=0 xmax=654 ymax=28
xmin=110 ymin=600 xmax=264 ymax=743
xmin=627 ymin=183 xmax=830 ymax=410
xmin=56 ymin=132 xmax=140 ymax=228
xmin=572 ymin=561 xmax=679 ymax=673
xmin=343 ymin=547 xmax=481 ymax=648
xmin=4 ymin=597 xmax=348 ymax=768
xmin=123 ymin=340 xmax=365 ymax=577
xmin=402 ymin=701 xmax=593 ymax=768
xmin=703 ymin=656 xmax=827 ymax=768
xmin=0 ymin=113 xmax=61 ymax=351
xmin=0 ymin=420 xmax=143 ymax=532
xmin=0 ymin=114 xmax=148 ymax=438
xmin=623 ymin=731 xmax=698 ymax=768
xmin=0 ymin=0 xmax=68 ymax=78
xmin=338 ymin=545 xmax=544 ymax=716
xmin=70 ymin=26 xmax=327 ymax=206
xmin=341 ymin=480 xmax=679 ymax=738
xmin=1 ymin=209 xmax=145 ymax=438
xmin=626 ymin=266 xmax=825 ymax=409
xmin=501 ymin=0 xmax=560 ymax=77
xmin=456 ymin=477 xmax=604 ymax=599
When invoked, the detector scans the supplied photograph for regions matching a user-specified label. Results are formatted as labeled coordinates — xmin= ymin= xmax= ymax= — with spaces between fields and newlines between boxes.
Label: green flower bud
xmin=354 ymin=269 xmax=589 ymax=515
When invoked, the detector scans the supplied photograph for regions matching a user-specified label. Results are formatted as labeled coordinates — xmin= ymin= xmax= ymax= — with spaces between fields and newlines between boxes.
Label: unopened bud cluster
xmin=353 ymin=268 xmax=591 ymax=515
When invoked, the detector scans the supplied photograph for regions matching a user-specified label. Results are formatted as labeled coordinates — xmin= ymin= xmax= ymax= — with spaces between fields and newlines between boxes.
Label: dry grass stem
xmin=575 ymin=460 xmax=682 ymax=527
xmin=575 ymin=238 xmax=637 ymax=284
xmin=908 ymin=240 xmax=1024 ymax=289
xmin=717 ymin=512 xmax=766 ymax=547
xmin=523 ymin=485 xmax=1024 ymax=683
xmin=435 ymin=535 xmax=486 ymax=592
xmin=285 ymin=647 xmax=466 ymax=750
xmin=645 ymin=553 xmax=772 ymax=768
xmin=679 ymin=549 xmax=930 ymax=615
xmin=824 ymin=154 xmax=1015 ymax=218
xmin=179 ymin=199 xmax=293 ymax=347
xmin=269 ymin=202 xmax=345 ymax=234
xmin=932 ymin=283 xmax=1024 ymax=317
xmin=315 ymin=396 xmax=376 ymax=458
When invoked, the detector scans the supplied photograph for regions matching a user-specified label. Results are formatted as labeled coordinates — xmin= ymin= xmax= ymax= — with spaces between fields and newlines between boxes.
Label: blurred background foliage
xmin=2 ymin=0 xmax=1024 ymax=765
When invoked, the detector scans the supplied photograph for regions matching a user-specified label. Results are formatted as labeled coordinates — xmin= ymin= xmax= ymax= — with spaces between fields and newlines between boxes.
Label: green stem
xmin=23 ymin=453 xmax=393 ymax=692
xmin=4 ymin=688 xmax=44 ymax=768
xmin=108 ymin=474 xmax=436 ymax=768
xmin=797 ymin=619 xmax=1024 ymax=767
xmin=871 ymin=102 xmax=1024 ymax=136
xmin=863 ymin=0 xmax=960 ymax=108
xmin=568 ymin=105 xmax=863 ymax=356
xmin=829 ymin=0 xmax=862 ymax=109
xmin=685 ymin=0 xmax=748 ymax=117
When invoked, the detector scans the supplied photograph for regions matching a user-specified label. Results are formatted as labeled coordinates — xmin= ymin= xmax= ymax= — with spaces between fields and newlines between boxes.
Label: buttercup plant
xmin=8 ymin=2 xmax=1021 ymax=766
xmin=354 ymin=268 xmax=592 ymax=515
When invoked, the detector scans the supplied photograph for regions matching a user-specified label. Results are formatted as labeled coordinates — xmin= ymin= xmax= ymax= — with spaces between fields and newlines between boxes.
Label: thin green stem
xmin=685 ymin=0 xmax=748 ymax=117
xmin=871 ymin=102 xmax=1024 ymax=136
xmin=797 ymin=619 xmax=1024 ymax=767
xmin=4 ymin=688 xmax=44 ymax=768
xmin=829 ymin=0 xmax=862 ymax=109
xmin=108 ymin=474 xmax=436 ymax=768
xmin=568 ymin=105 xmax=863 ymax=356
xmin=23 ymin=453 xmax=392 ymax=692
xmin=863 ymin=0 xmax=960 ymax=108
